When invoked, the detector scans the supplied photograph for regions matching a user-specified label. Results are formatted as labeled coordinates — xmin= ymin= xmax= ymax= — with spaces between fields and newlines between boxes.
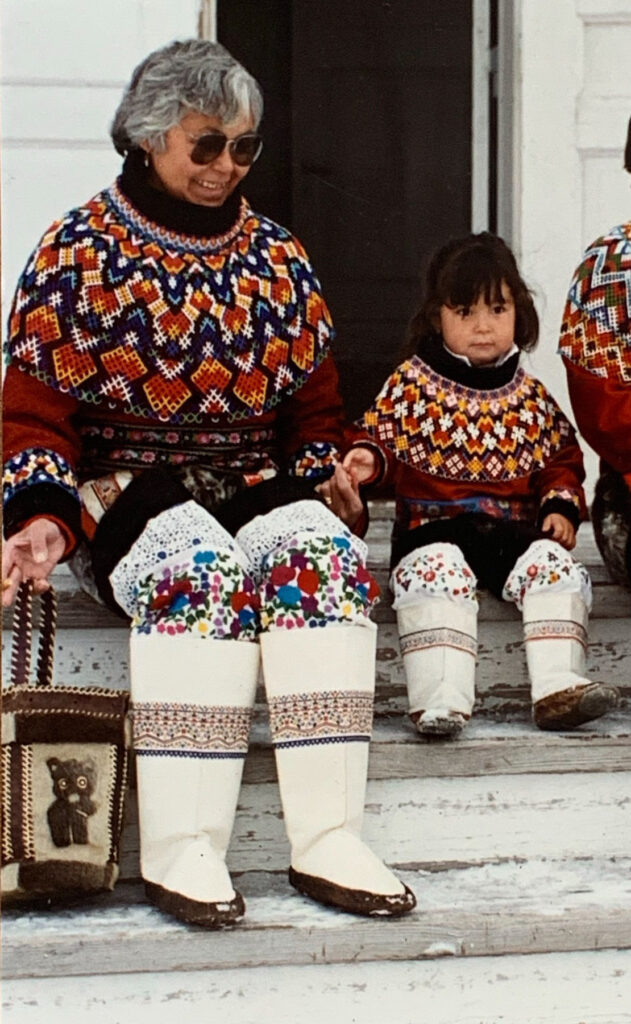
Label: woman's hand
xmin=2 ymin=518 xmax=66 ymax=607
xmin=316 ymin=462 xmax=364 ymax=528
xmin=541 ymin=513 xmax=576 ymax=551
xmin=342 ymin=446 xmax=378 ymax=486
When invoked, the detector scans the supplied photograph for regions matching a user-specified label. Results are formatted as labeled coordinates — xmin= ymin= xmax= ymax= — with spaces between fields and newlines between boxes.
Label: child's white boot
xmin=396 ymin=598 xmax=477 ymax=738
xmin=522 ymin=592 xmax=619 ymax=730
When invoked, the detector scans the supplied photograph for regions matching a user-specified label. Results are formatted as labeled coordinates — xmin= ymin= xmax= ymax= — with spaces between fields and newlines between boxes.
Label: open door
xmin=219 ymin=0 xmax=473 ymax=418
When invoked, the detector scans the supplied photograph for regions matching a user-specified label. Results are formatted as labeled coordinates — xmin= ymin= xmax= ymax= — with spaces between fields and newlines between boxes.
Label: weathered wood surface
xmin=4 ymin=950 xmax=630 ymax=1024
xmin=3 ymin=617 xmax=630 ymax=703
xmin=112 ymin=770 xmax=631 ymax=881
xmin=4 ymin=858 xmax=631 ymax=980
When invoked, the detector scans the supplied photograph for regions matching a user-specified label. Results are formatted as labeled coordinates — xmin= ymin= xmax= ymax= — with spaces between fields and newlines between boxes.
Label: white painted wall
xmin=0 ymin=0 xmax=203 ymax=308
xmin=510 ymin=0 xmax=631 ymax=499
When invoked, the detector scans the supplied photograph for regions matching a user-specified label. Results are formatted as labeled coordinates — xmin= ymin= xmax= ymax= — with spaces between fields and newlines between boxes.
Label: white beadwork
xmin=236 ymin=499 xmax=368 ymax=576
xmin=503 ymin=538 xmax=593 ymax=611
xmin=391 ymin=542 xmax=478 ymax=609
xmin=110 ymin=500 xmax=251 ymax=615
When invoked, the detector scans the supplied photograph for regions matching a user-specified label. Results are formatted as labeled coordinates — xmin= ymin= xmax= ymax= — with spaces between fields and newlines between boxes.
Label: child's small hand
xmin=342 ymin=446 xmax=378 ymax=486
xmin=540 ymin=513 xmax=576 ymax=550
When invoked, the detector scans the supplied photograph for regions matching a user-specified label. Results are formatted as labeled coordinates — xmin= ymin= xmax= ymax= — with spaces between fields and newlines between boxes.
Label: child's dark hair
xmin=404 ymin=231 xmax=539 ymax=358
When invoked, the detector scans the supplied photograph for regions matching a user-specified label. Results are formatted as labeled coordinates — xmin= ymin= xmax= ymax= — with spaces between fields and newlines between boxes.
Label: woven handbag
xmin=1 ymin=581 xmax=130 ymax=903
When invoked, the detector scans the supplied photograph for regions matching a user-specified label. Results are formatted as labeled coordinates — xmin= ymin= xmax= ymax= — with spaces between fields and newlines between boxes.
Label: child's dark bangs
xmin=440 ymin=254 xmax=506 ymax=309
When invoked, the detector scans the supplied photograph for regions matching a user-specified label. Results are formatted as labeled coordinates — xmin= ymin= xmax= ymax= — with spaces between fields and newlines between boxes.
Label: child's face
xmin=437 ymin=282 xmax=516 ymax=366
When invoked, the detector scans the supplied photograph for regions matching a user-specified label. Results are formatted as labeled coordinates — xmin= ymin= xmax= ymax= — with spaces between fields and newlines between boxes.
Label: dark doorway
xmin=218 ymin=0 xmax=472 ymax=420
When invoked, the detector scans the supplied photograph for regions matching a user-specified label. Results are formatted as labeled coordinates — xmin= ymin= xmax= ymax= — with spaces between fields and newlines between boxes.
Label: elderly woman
xmin=558 ymin=116 xmax=631 ymax=588
xmin=2 ymin=39 xmax=415 ymax=926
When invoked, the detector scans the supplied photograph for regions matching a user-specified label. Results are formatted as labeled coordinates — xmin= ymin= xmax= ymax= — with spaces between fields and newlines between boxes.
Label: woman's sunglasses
xmin=184 ymin=130 xmax=263 ymax=167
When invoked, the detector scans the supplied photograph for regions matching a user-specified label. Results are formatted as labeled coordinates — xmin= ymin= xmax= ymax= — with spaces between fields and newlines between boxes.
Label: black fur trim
xmin=537 ymin=497 xmax=580 ymax=532
xmin=89 ymin=467 xmax=191 ymax=614
xmin=214 ymin=474 xmax=320 ymax=535
xmin=591 ymin=466 xmax=631 ymax=587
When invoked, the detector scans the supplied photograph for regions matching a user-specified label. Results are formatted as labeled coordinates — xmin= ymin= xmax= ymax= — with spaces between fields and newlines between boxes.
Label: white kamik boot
xmin=261 ymin=624 xmax=416 ymax=917
xmin=130 ymin=634 xmax=259 ymax=926
xmin=523 ymin=592 xmax=619 ymax=730
xmin=396 ymin=597 xmax=478 ymax=738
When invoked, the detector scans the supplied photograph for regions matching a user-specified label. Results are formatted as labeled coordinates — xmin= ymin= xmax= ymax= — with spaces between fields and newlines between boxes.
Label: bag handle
xmin=10 ymin=580 xmax=58 ymax=688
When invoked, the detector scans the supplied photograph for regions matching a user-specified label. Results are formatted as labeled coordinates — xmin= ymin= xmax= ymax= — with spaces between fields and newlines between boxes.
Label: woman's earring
xmin=143 ymin=152 xmax=150 ymax=168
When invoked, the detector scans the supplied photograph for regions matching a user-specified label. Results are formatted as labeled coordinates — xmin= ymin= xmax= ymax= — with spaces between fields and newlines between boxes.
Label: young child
xmin=343 ymin=232 xmax=619 ymax=738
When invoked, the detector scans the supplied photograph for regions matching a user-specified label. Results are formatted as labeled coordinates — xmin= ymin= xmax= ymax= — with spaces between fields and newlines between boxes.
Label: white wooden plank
xmin=3 ymin=949 xmax=631 ymax=1024
xmin=5 ymin=619 xmax=628 ymax=722
xmin=3 ymin=859 xmax=631 ymax=979
xmin=113 ymin=771 xmax=631 ymax=881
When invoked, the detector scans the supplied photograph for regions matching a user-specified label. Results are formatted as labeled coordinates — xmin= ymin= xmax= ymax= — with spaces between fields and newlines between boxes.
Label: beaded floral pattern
xmin=3 ymin=447 xmax=79 ymax=505
xmin=502 ymin=539 xmax=592 ymax=610
xmin=132 ymin=548 xmax=260 ymax=640
xmin=288 ymin=441 xmax=339 ymax=480
xmin=259 ymin=532 xmax=379 ymax=631
xmin=391 ymin=542 xmax=478 ymax=608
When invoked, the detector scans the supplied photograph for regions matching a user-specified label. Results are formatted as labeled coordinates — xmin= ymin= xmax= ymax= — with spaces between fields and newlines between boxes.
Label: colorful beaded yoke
xmin=6 ymin=183 xmax=334 ymax=424
xmin=361 ymin=356 xmax=576 ymax=482
xmin=559 ymin=221 xmax=631 ymax=385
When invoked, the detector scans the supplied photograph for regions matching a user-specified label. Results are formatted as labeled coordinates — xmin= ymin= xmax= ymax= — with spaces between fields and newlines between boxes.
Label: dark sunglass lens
xmin=190 ymin=133 xmax=227 ymax=165
xmin=231 ymin=135 xmax=263 ymax=166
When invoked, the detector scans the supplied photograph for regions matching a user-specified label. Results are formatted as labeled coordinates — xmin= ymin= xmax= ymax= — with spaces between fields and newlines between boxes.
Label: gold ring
xmin=324 ymin=496 xmax=332 ymax=506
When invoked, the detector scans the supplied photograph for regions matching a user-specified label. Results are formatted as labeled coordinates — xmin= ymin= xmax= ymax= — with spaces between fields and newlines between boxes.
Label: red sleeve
xmin=278 ymin=354 xmax=345 ymax=474
xmin=563 ymin=357 xmax=631 ymax=480
xmin=3 ymin=365 xmax=82 ymax=550
xmin=531 ymin=435 xmax=587 ymax=525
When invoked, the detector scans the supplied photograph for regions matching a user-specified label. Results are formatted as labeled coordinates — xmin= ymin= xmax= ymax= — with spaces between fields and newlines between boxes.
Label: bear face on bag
xmin=46 ymin=757 xmax=98 ymax=847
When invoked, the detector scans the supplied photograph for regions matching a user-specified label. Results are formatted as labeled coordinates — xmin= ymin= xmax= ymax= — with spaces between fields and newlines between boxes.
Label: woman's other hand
xmin=2 ymin=518 xmax=66 ymax=607
xmin=316 ymin=462 xmax=364 ymax=528
xmin=541 ymin=513 xmax=576 ymax=551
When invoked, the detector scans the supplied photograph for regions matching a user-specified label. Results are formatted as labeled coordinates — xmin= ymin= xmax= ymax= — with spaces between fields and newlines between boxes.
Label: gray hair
xmin=110 ymin=39 xmax=263 ymax=155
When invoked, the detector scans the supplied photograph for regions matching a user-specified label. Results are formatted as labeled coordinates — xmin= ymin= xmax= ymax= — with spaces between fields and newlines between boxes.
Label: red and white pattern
xmin=267 ymin=689 xmax=373 ymax=747
xmin=559 ymin=222 xmax=631 ymax=385
xmin=362 ymin=356 xmax=576 ymax=481
xmin=132 ymin=701 xmax=253 ymax=758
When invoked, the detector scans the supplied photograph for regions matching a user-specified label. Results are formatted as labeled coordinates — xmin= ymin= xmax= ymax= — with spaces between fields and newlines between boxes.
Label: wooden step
xmin=4 ymin=949 xmax=630 ymax=1024
xmin=3 ymin=854 xmax=631 ymax=980
xmin=3 ymin=512 xmax=630 ymax=997
xmin=111 ymin=766 xmax=631 ymax=883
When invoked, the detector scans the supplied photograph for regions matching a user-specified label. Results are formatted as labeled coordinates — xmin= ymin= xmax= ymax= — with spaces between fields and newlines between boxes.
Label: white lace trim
xmin=391 ymin=542 xmax=478 ymax=609
xmin=235 ymin=499 xmax=368 ymax=576
xmin=110 ymin=501 xmax=250 ymax=615
xmin=502 ymin=538 xmax=593 ymax=611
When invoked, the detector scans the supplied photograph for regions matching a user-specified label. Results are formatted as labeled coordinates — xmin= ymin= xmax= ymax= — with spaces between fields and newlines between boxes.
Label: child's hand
xmin=540 ymin=513 xmax=576 ymax=550
xmin=342 ymin=446 xmax=378 ymax=486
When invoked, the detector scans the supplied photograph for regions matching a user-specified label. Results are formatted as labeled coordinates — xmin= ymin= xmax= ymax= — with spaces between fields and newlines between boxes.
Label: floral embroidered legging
xmin=110 ymin=498 xmax=379 ymax=643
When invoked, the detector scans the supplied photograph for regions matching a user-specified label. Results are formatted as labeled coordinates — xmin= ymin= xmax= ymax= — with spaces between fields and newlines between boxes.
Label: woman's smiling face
xmin=145 ymin=109 xmax=254 ymax=207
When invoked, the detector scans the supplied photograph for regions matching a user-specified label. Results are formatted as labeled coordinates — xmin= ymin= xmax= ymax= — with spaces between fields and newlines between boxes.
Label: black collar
xmin=417 ymin=333 xmax=520 ymax=389
xmin=118 ymin=149 xmax=243 ymax=237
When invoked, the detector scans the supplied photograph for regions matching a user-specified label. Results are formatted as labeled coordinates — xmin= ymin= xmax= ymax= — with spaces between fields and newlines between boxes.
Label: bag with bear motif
xmin=1 ymin=581 xmax=130 ymax=904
